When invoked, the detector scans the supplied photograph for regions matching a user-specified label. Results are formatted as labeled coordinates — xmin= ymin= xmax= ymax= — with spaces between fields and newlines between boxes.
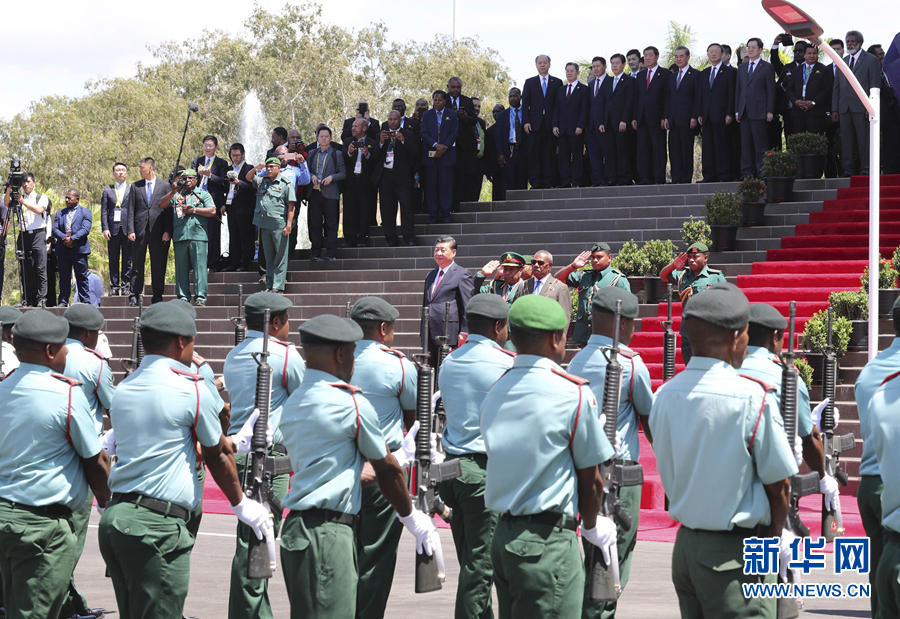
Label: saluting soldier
xmin=481 ymin=295 xmax=618 ymax=618
xmin=438 ymin=294 xmax=515 ymax=619
xmin=649 ymin=284 xmax=798 ymax=618
xmin=98 ymin=303 xmax=273 ymax=619
xmin=567 ymin=287 xmax=654 ymax=619
xmin=222 ymin=291 xmax=304 ymax=619
xmin=279 ymin=314 xmax=436 ymax=619
xmin=474 ymin=251 xmax=528 ymax=305
xmin=556 ymin=242 xmax=631 ymax=346
xmin=0 ymin=305 xmax=22 ymax=378
xmin=348 ymin=297 xmax=418 ymax=619
xmin=0 ymin=310 xmax=111 ymax=619
xmin=247 ymin=157 xmax=296 ymax=293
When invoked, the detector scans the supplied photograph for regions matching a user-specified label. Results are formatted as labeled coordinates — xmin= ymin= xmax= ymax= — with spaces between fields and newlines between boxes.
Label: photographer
xmin=342 ymin=118 xmax=380 ymax=247
xmin=4 ymin=172 xmax=50 ymax=307
xmin=374 ymin=110 xmax=418 ymax=246
xmin=341 ymin=100 xmax=381 ymax=143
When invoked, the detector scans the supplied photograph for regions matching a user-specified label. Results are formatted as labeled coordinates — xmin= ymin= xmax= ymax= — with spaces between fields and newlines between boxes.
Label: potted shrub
xmin=801 ymin=310 xmax=852 ymax=384
xmin=760 ymin=150 xmax=797 ymax=202
xmin=861 ymin=259 xmax=900 ymax=315
xmin=736 ymin=177 xmax=767 ymax=226
xmin=792 ymin=357 xmax=814 ymax=389
xmin=829 ymin=290 xmax=869 ymax=351
xmin=642 ymin=239 xmax=678 ymax=303
xmin=682 ymin=215 xmax=712 ymax=249
xmin=705 ymin=191 xmax=741 ymax=251
xmin=610 ymin=240 xmax=650 ymax=301
xmin=787 ymin=131 xmax=828 ymax=179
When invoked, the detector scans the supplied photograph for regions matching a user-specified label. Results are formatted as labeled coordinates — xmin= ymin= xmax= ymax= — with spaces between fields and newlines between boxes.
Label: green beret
xmin=508 ymin=295 xmax=568 ymax=332
xmin=167 ymin=298 xmax=197 ymax=320
xmin=181 ymin=169 xmax=198 ymax=177
xmin=63 ymin=304 xmax=105 ymax=331
xmin=11 ymin=309 xmax=69 ymax=345
xmin=748 ymin=304 xmax=787 ymax=330
xmin=350 ymin=297 xmax=399 ymax=323
xmin=687 ymin=242 xmax=709 ymax=253
xmin=499 ymin=251 xmax=526 ymax=267
xmin=244 ymin=292 xmax=292 ymax=319
xmin=590 ymin=242 xmax=611 ymax=253
xmin=140 ymin=303 xmax=197 ymax=337
xmin=682 ymin=283 xmax=749 ymax=330
xmin=466 ymin=294 xmax=510 ymax=321
xmin=299 ymin=314 xmax=363 ymax=345
xmin=265 ymin=157 xmax=281 ymax=166
xmin=591 ymin=287 xmax=639 ymax=319
xmin=0 ymin=305 xmax=23 ymax=327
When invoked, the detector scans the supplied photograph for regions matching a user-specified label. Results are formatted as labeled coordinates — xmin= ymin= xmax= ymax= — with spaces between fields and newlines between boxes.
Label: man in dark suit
xmin=522 ymin=55 xmax=564 ymax=189
xmin=446 ymin=77 xmax=478 ymax=208
xmin=633 ymin=46 xmax=671 ymax=184
xmin=422 ymin=235 xmax=474 ymax=366
xmin=100 ymin=162 xmax=132 ymax=295
xmin=410 ymin=98 xmax=429 ymax=214
xmin=494 ymin=88 xmax=529 ymax=200
xmin=600 ymin=54 xmax=636 ymax=186
xmin=191 ymin=135 xmax=229 ymax=270
xmin=825 ymin=39 xmax=845 ymax=177
xmin=126 ymin=157 xmax=172 ymax=305
xmin=381 ymin=98 xmax=421 ymax=136
xmin=735 ymin=37 xmax=776 ymax=178
xmin=421 ymin=90 xmax=459 ymax=224
xmin=471 ymin=98 xmax=492 ymax=202
xmin=698 ymin=44 xmax=737 ymax=182
xmin=832 ymin=31 xmax=883 ymax=176
xmin=486 ymin=104 xmax=505 ymax=201
xmin=52 ymin=189 xmax=92 ymax=306
xmin=770 ymin=36 xmax=808 ymax=141
xmin=870 ymin=43 xmax=900 ymax=174
xmin=340 ymin=101 xmax=381 ymax=143
xmin=665 ymin=46 xmax=701 ymax=184
xmin=223 ymin=143 xmax=256 ymax=271
xmin=553 ymin=62 xmax=590 ymax=188
xmin=587 ymin=57 xmax=609 ymax=186
xmin=374 ymin=110 xmax=419 ymax=246
xmin=787 ymin=45 xmax=832 ymax=135
xmin=265 ymin=126 xmax=287 ymax=160
xmin=342 ymin=118 xmax=380 ymax=248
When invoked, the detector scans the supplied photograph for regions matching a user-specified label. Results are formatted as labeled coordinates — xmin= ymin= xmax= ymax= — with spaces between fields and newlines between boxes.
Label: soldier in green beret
xmin=247 ymin=158 xmax=296 ymax=293
xmin=556 ymin=242 xmax=631 ymax=346
xmin=474 ymin=252 xmax=527 ymax=305
xmin=0 ymin=305 xmax=22 ymax=378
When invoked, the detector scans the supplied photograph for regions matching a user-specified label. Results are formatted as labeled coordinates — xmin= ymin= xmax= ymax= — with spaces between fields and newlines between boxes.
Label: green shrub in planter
xmin=861 ymin=259 xmax=899 ymax=290
xmin=802 ymin=310 xmax=852 ymax=355
xmin=828 ymin=290 xmax=868 ymax=321
xmin=610 ymin=240 xmax=651 ymax=277
xmin=792 ymin=357 xmax=814 ymax=388
xmin=736 ymin=177 xmax=766 ymax=204
xmin=760 ymin=150 xmax=797 ymax=177
xmin=893 ymin=244 xmax=900 ymax=272
xmin=786 ymin=132 xmax=828 ymax=156
xmin=681 ymin=216 xmax=712 ymax=250
xmin=705 ymin=191 xmax=742 ymax=226
xmin=643 ymin=239 xmax=678 ymax=277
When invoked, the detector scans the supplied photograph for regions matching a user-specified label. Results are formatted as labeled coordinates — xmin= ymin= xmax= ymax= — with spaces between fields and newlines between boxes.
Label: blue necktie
xmin=146 ymin=181 xmax=152 ymax=204
xmin=534 ymin=279 xmax=542 ymax=295
xmin=748 ymin=62 xmax=755 ymax=79
xmin=541 ymin=76 xmax=547 ymax=96
xmin=710 ymin=66 xmax=717 ymax=88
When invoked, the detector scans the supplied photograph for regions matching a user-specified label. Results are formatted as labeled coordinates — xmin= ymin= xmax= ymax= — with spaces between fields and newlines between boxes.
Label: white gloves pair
xmin=779 ymin=529 xmax=797 ymax=580
xmin=398 ymin=509 xmax=439 ymax=556
xmin=598 ymin=414 xmax=623 ymax=457
xmin=819 ymin=475 xmax=840 ymax=511
xmin=232 ymin=409 xmax=274 ymax=454
xmin=392 ymin=420 xmax=442 ymax=468
xmin=580 ymin=517 xmax=619 ymax=565
xmin=810 ymin=399 xmax=840 ymax=432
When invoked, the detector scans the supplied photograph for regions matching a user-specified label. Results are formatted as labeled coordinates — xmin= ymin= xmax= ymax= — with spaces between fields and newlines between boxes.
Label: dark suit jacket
xmin=666 ymin=66 xmax=702 ymax=127
xmin=600 ymin=74 xmax=635 ymax=127
xmin=52 ymin=205 xmax=92 ymax=256
xmin=493 ymin=107 xmax=528 ymax=156
xmin=342 ymin=137 xmax=381 ymax=188
xmin=447 ymin=94 xmax=478 ymax=155
xmin=522 ymin=275 xmax=571 ymax=322
xmin=422 ymin=261 xmax=474 ymax=344
xmin=190 ymin=155 xmax=230 ymax=210
xmin=786 ymin=62 xmax=833 ymax=113
xmin=736 ymin=59 xmax=776 ymax=120
xmin=127 ymin=177 xmax=173 ymax=239
xmin=553 ymin=81 xmax=590 ymax=134
xmin=420 ymin=108 xmax=459 ymax=167
xmin=634 ymin=67 xmax=671 ymax=126
xmin=341 ymin=117 xmax=381 ymax=143
xmin=372 ymin=129 xmax=419 ymax=186
xmin=588 ymin=75 xmax=610 ymax=129
xmin=522 ymin=74 xmax=564 ymax=131
xmin=699 ymin=64 xmax=737 ymax=123
xmin=227 ymin=162 xmax=256 ymax=215
xmin=100 ymin=183 xmax=131 ymax=235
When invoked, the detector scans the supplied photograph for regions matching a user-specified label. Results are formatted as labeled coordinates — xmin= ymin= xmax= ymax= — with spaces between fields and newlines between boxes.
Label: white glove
xmin=233 ymin=408 xmax=274 ymax=454
xmin=100 ymin=429 xmax=116 ymax=457
xmin=793 ymin=436 xmax=803 ymax=468
xmin=810 ymin=400 xmax=840 ymax=432
xmin=580 ymin=518 xmax=619 ymax=565
xmin=779 ymin=529 xmax=797 ymax=580
xmin=398 ymin=509 xmax=436 ymax=556
xmin=819 ymin=475 xmax=840 ymax=511
xmin=392 ymin=420 xmax=419 ymax=468
xmin=95 ymin=504 xmax=105 ymax=517
xmin=598 ymin=414 xmax=623 ymax=457
xmin=431 ymin=431 xmax=445 ymax=464
xmin=231 ymin=497 xmax=275 ymax=541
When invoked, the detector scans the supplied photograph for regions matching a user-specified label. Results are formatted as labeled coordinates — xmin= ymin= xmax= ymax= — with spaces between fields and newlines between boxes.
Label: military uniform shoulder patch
xmin=740 ymin=374 xmax=776 ymax=392
xmin=170 ymin=367 xmax=203 ymax=382
xmin=618 ymin=349 xmax=637 ymax=359
xmin=881 ymin=370 xmax=900 ymax=386
xmin=85 ymin=347 xmax=106 ymax=360
xmin=192 ymin=352 xmax=208 ymax=367
xmin=271 ymin=339 xmax=293 ymax=348
xmin=552 ymin=367 xmax=590 ymax=386
xmin=771 ymin=354 xmax=785 ymax=366
xmin=492 ymin=346 xmax=516 ymax=357
xmin=379 ymin=346 xmax=406 ymax=359
xmin=707 ymin=268 xmax=723 ymax=274
xmin=330 ymin=383 xmax=362 ymax=394
xmin=51 ymin=373 xmax=82 ymax=387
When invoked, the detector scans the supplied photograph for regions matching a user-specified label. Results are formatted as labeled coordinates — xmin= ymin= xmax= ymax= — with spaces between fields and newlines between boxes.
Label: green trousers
xmin=581 ymin=484 xmax=641 ymax=619
xmin=186 ymin=465 xmax=206 ymax=539
xmin=492 ymin=513 xmax=584 ymax=619
xmin=439 ymin=453 xmax=498 ymax=619
xmin=59 ymin=489 xmax=93 ymax=619
xmin=876 ymin=537 xmax=900 ymax=619
xmin=174 ymin=239 xmax=208 ymax=303
xmin=0 ymin=500 xmax=76 ymax=619
xmin=98 ymin=500 xmax=195 ymax=619
xmin=859 ymin=474 xmax=886 ymax=619
xmin=356 ymin=484 xmax=405 ymax=619
xmin=260 ymin=229 xmax=289 ymax=291
xmin=672 ymin=526 xmax=776 ymax=619
xmin=280 ymin=511 xmax=358 ymax=619
xmin=229 ymin=452 xmax=289 ymax=619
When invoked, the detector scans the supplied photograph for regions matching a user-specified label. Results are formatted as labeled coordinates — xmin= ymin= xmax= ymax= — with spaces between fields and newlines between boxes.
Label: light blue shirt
xmin=481 ymin=355 xmax=613 ymax=518
xmin=108 ymin=355 xmax=223 ymax=511
xmin=649 ymin=357 xmax=798 ymax=530
xmin=854 ymin=337 xmax=900 ymax=476
xmin=63 ymin=338 xmax=116 ymax=436
xmin=439 ymin=334 xmax=515 ymax=455
xmin=223 ymin=331 xmax=305 ymax=445
xmin=508 ymin=107 xmax=521 ymax=143
xmin=567 ymin=334 xmax=654 ymax=462
xmin=192 ymin=353 xmax=225 ymax=411
xmin=867 ymin=372 xmax=900 ymax=533
xmin=352 ymin=340 xmax=418 ymax=450
xmin=739 ymin=346 xmax=813 ymax=439
xmin=0 ymin=363 xmax=101 ymax=510
xmin=257 ymin=163 xmax=310 ymax=191
xmin=281 ymin=369 xmax=388 ymax=514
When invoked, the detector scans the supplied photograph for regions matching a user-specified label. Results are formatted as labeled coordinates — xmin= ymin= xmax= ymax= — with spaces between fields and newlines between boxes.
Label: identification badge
xmin=176 ymin=206 xmax=184 ymax=219
xmin=384 ymin=151 xmax=395 ymax=169
xmin=354 ymin=159 xmax=363 ymax=175
xmin=113 ymin=207 xmax=121 ymax=223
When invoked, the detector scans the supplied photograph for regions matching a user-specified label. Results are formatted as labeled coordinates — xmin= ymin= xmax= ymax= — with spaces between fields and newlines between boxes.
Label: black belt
xmin=888 ymin=530 xmax=900 ymax=545
xmin=111 ymin=492 xmax=190 ymax=522
xmin=501 ymin=511 xmax=577 ymax=531
xmin=685 ymin=524 xmax=767 ymax=536
xmin=0 ymin=497 xmax=72 ymax=518
xmin=298 ymin=507 xmax=359 ymax=529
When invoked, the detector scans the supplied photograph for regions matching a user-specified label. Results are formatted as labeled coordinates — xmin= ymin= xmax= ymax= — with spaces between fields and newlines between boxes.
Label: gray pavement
xmin=74 ymin=512 xmax=872 ymax=617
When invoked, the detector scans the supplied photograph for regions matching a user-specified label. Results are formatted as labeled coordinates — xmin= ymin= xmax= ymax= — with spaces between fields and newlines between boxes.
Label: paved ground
xmin=74 ymin=512 xmax=873 ymax=618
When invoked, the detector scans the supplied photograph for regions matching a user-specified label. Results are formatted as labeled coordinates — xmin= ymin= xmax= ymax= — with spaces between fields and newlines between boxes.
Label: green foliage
xmin=829 ymin=290 xmax=869 ymax=321
xmin=661 ymin=22 xmax=710 ymax=70
xmin=861 ymin=260 xmax=899 ymax=290
xmin=760 ymin=150 xmax=797 ymax=178
xmin=736 ymin=178 xmax=766 ymax=204
xmin=643 ymin=239 xmax=678 ymax=277
xmin=610 ymin=240 xmax=651 ymax=277
xmin=571 ymin=288 xmax=579 ymax=319
xmin=801 ymin=310 xmax=852 ymax=355
xmin=681 ymin=216 xmax=712 ymax=249
xmin=893 ymin=245 xmax=900 ymax=271
xmin=792 ymin=357 xmax=814 ymax=388
xmin=787 ymin=132 xmax=828 ymax=156
xmin=705 ymin=191 xmax=741 ymax=226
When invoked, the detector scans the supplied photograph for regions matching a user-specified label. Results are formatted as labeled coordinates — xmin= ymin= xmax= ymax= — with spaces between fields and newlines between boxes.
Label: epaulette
xmin=771 ymin=354 xmax=784 ymax=366
xmin=707 ymin=268 xmax=723 ymax=274
xmin=881 ymin=370 xmax=900 ymax=386
xmin=85 ymin=347 xmax=105 ymax=360
xmin=618 ymin=349 xmax=637 ymax=359
xmin=330 ymin=383 xmax=362 ymax=394
xmin=493 ymin=346 xmax=516 ymax=357
xmin=51 ymin=373 xmax=82 ymax=387
xmin=380 ymin=346 xmax=406 ymax=359
xmin=740 ymin=374 xmax=776 ymax=392
xmin=192 ymin=352 xmax=207 ymax=366
xmin=552 ymin=367 xmax=590 ymax=386
xmin=271 ymin=339 xmax=293 ymax=348
xmin=170 ymin=367 xmax=202 ymax=382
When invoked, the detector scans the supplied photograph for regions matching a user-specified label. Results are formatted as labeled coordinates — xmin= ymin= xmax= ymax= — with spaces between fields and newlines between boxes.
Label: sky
xmin=1 ymin=0 xmax=895 ymax=121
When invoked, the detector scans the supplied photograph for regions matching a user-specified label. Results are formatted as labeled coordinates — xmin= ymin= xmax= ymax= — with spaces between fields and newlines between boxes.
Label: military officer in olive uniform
xmin=481 ymin=295 xmax=618 ymax=619
xmin=279 ymin=314 xmax=436 ymax=619
xmin=247 ymin=157 xmax=296 ymax=293
xmin=474 ymin=251 xmax=527 ymax=305
xmin=659 ymin=242 xmax=727 ymax=364
xmin=438 ymin=294 xmax=515 ymax=619
xmin=161 ymin=169 xmax=218 ymax=306
xmin=568 ymin=287 xmax=654 ymax=619
xmin=223 ymin=291 xmax=305 ymax=619
xmin=0 ymin=310 xmax=111 ymax=619
xmin=99 ymin=303 xmax=274 ymax=619
xmin=649 ymin=284 xmax=798 ymax=618
xmin=556 ymin=242 xmax=631 ymax=346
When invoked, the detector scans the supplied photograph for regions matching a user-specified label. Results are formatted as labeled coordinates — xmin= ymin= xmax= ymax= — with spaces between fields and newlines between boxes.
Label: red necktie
xmin=432 ymin=269 xmax=444 ymax=295
xmin=647 ymin=70 xmax=651 ymax=87
xmin=594 ymin=79 xmax=600 ymax=97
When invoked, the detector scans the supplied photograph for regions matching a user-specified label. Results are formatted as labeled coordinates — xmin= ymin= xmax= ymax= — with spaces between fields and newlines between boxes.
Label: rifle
xmin=662 ymin=284 xmax=676 ymax=381
xmin=589 ymin=299 xmax=644 ymax=602
xmin=412 ymin=307 xmax=461 ymax=593
xmin=120 ymin=296 xmax=145 ymax=376
xmin=231 ymin=284 xmax=246 ymax=346
xmin=821 ymin=307 xmax=854 ymax=542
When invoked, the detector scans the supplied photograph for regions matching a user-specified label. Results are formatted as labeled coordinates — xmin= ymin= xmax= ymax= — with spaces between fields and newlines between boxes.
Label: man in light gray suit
xmin=735 ymin=37 xmax=776 ymax=178
xmin=832 ymin=30 xmax=883 ymax=176
xmin=521 ymin=250 xmax=572 ymax=322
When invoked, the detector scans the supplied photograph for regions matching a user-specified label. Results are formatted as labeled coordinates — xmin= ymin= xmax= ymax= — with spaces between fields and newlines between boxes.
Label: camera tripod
xmin=3 ymin=196 xmax=35 ymax=307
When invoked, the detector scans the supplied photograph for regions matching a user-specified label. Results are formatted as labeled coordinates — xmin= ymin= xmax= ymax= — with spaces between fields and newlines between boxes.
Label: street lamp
xmin=762 ymin=0 xmax=881 ymax=361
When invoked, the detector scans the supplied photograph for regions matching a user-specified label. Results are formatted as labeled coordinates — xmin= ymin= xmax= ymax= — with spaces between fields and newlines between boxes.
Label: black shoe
xmin=311 ymin=256 xmax=322 ymax=261
xmin=355 ymin=242 xmax=367 ymax=248
xmin=221 ymin=264 xmax=237 ymax=272
xmin=325 ymin=256 xmax=337 ymax=261
xmin=386 ymin=240 xmax=398 ymax=247
xmin=405 ymin=239 xmax=417 ymax=246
